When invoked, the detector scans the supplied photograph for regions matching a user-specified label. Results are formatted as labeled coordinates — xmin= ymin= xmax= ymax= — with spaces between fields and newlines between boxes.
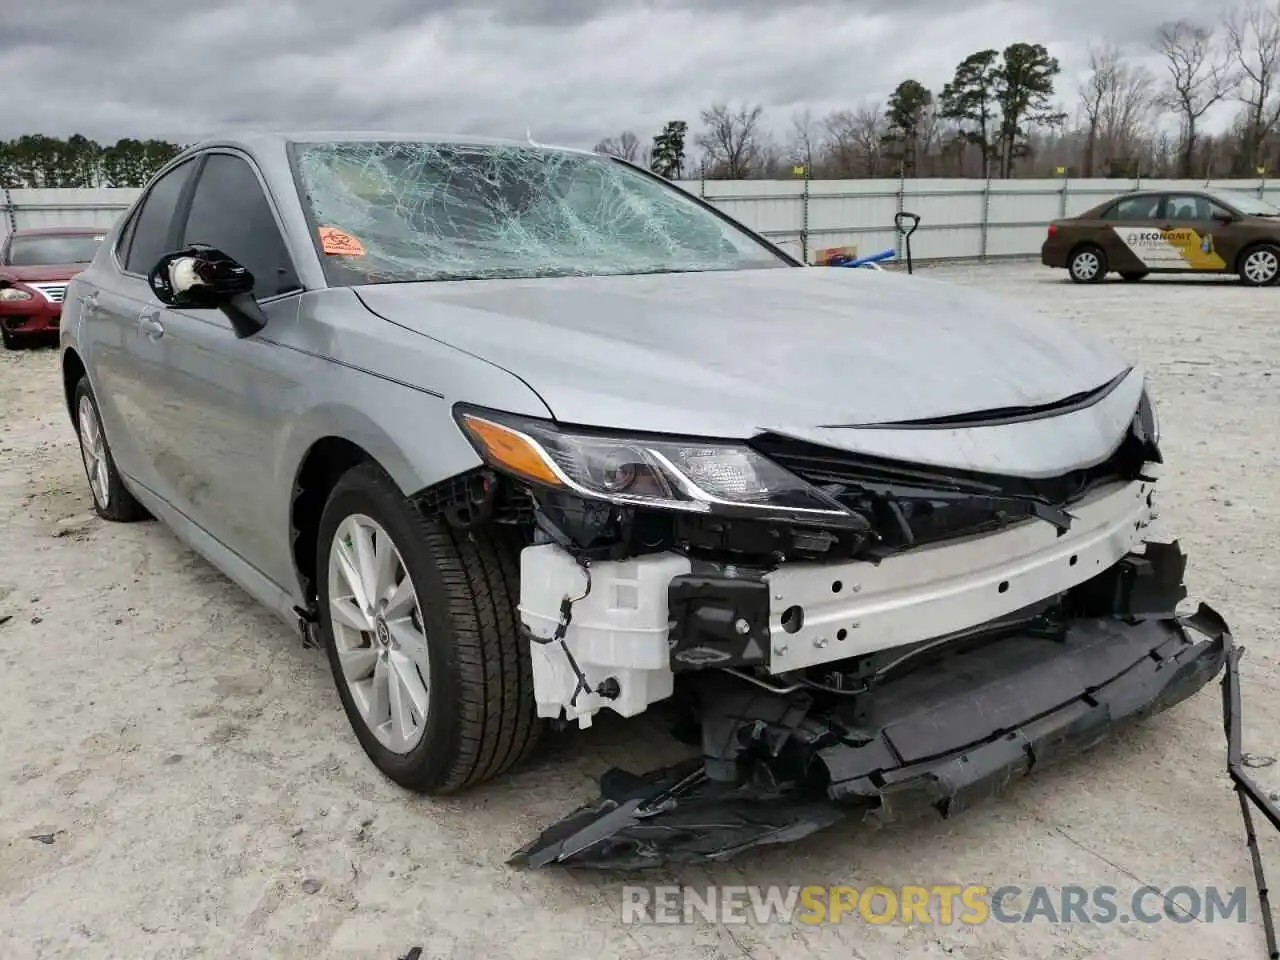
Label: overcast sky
xmin=1 ymin=0 xmax=1228 ymax=148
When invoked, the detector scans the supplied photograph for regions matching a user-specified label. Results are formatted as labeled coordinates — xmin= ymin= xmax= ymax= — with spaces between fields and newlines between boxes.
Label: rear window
xmin=6 ymin=233 xmax=104 ymax=266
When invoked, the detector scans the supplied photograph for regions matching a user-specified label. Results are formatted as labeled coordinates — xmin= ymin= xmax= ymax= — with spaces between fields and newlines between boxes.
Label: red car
xmin=0 ymin=227 xmax=106 ymax=349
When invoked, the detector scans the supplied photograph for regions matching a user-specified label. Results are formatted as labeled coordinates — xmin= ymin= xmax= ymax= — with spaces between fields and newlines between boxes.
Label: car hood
xmin=0 ymin=264 xmax=85 ymax=283
xmin=355 ymin=267 xmax=1128 ymax=435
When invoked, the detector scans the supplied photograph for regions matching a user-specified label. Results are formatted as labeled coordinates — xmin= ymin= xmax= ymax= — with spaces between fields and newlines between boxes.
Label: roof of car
xmin=1102 ymin=187 xmax=1267 ymax=205
xmin=189 ymin=130 xmax=594 ymax=156
xmin=9 ymin=226 xmax=105 ymax=237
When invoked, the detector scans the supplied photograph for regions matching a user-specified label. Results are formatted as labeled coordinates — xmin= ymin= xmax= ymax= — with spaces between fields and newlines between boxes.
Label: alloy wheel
xmin=77 ymin=395 xmax=110 ymax=509
xmin=327 ymin=513 xmax=431 ymax=754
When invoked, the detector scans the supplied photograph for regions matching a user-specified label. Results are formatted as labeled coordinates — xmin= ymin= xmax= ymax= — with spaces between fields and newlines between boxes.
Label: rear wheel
xmin=1238 ymin=243 xmax=1280 ymax=286
xmin=73 ymin=377 xmax=149 ymax=522
xmin=316 ymin=464 xmax=540 ymax=794
xmin=1120 ymin=271 xmax=1148 ymax=282
xmin=1068 ymin=245 xmax=1107 ymax=283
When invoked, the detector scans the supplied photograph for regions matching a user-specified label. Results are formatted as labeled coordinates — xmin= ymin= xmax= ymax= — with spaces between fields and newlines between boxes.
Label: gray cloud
xmin=1 ymin=0 xmax=1220 ymax=148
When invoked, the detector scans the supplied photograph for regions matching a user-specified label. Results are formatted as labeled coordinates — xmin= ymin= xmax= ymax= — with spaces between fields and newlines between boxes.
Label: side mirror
xmin=147 ymin=246 xmax=267 ymax=338
xmin=1213 ymin=211 xmax=1235 ymax=224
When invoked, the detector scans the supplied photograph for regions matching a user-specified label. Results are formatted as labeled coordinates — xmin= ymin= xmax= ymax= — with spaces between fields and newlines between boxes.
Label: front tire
xmin=1 ymin=327 xmax=16 ymax=350
xmin=1238 ymin=243 xmax=1280 ymax=286
xmin=1068 ymin=245 xmax=1108 ymax=283
xmin=316 ymin=464 xmax=540 ymax=794
xmin=73 ymin=377 xmax=149 ymax=522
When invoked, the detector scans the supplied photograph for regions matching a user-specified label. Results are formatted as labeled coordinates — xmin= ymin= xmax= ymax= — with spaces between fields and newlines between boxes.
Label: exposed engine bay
xmin=426 ymin=396 xmax=1229 ymax=871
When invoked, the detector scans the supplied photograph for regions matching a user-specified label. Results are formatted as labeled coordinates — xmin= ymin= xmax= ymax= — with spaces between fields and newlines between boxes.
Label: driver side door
xmin=1157 ymin=193 xmax=1228 ymax=272
xmin=130 ymin=150 xmax=308 ymax=587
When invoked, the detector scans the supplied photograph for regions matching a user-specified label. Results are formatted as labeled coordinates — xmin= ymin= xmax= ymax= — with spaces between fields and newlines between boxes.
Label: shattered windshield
xmin=290 ymin=140 xmax=788 ymax=283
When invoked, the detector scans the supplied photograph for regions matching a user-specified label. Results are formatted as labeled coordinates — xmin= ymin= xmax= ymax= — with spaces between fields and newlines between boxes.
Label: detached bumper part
xmin=511 ymin=541 xmax=1229 ymax=869
xmin=1223 ymin=630 xmax=1280 ymax=959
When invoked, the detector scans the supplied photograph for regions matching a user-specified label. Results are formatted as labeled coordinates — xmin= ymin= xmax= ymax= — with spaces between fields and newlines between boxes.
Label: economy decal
xmin=1113 ymin=226 xmax=1226 ymax=270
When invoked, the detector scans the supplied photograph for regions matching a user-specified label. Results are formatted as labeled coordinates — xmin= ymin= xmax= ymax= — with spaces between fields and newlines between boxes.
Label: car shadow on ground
xmin=2 ymin=333 xmax=59 ymax=352
xmin=1040 ymin=275 xmax=1250 ymax=286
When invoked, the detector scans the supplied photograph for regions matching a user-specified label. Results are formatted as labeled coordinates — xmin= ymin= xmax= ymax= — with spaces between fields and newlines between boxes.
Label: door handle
xmin=138 ymin=311 xmax=165 ymax=339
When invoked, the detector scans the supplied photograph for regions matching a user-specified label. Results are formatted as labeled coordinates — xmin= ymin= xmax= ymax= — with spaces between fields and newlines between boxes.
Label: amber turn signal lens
xmin=460 ymin=415 xmax=564 ymax=487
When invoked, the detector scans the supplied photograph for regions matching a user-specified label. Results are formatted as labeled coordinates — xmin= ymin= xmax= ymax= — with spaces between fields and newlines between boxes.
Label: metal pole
xmin=1059 ymin=174 xmax=1069 ymax=219
xmin=979 ymin=177 xmax=992 ymax=262
xmin=800 ymin=169 xmax=810 ymax=264
xmin=895 ymin=168 xmax=905 ymax=260
xmin=1 ymin=183 xmax=15 ymax=235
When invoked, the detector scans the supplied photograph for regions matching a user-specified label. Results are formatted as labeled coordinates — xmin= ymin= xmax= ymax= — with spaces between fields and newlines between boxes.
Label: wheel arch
xmin=290 ymin=436 xmax=378 ymax=606
xmin=1067 ymin=239 xmax=1106 ymax=261
xmin=284 ymin=414 xmax=488 ymax=608
xmin=1233 ymin=238 xmax=1280 ymax=274
xmin=61 ymin=347 xmax=87 ymax=425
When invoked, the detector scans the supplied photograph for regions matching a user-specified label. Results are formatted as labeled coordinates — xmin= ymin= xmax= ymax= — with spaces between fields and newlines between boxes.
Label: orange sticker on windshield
xmin=318 ymin=227 xmax=365 ymax=256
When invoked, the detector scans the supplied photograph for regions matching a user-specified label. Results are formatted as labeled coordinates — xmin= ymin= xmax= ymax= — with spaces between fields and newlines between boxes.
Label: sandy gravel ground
xmin=2 ymin=262 xmax=1279 ymax=960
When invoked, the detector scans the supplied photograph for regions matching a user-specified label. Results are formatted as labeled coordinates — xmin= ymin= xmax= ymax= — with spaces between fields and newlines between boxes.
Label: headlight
xmin=455 ymin=407 xmax=854 ymax=522
xmin=0 ymin=286 xmax=33 ymax=302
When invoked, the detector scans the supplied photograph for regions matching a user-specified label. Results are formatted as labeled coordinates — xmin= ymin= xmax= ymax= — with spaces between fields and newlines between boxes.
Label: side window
xmin=1163 ymin=194 xmax=1210 ymax=220
xmin=124 ymin=160 xmax=195 ymax=274
xmin=1210 ymin=200 xmax=1235 ymax=220
xmin=115 ymin=208 xmax=139 ymax=266
xmin=180 ymin=153 xmax=300 ymax=299
xmin=1104 ymin=196 xmax=1161 ymax=220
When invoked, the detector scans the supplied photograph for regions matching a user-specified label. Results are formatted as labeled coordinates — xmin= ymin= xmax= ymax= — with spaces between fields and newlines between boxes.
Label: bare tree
xmin=1224 ymin=0 xmax=1280 ymax=172
xmin=1101 ymin=64 xmax=1156 ymax=175
xmin=1079 ymin=44 xmax=1121 ymax=176
xmin=1152 ymin=19 xmax=1234 ymax=176
xmin=695 ymin=103 xmax=766 ymax=178
xmin=1080 ymin=44 xmax=1156 ymax=176
xmin=753 ymin=136 xmax=786 ymax=178
xmin=789 ymin=108 xmax=820 ymax=174
xmin=823 ymin=104 xmax=884 ymax=177
xmin=591 ymin=130 xmax=643 ymax=162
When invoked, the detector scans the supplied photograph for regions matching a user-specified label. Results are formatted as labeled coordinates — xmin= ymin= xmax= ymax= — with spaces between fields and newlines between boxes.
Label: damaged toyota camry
xmin=59 ymin=133 xmax=1228 ymax=869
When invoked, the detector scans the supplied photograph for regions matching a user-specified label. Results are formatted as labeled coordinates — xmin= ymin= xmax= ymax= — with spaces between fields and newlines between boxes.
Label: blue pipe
xmin=832 ymin=248 xmax=895 ymax=268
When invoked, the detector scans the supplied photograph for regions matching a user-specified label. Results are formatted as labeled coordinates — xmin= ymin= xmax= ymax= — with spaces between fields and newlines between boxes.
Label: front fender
xmin=277 ymin=389 xmax=479 ymax=502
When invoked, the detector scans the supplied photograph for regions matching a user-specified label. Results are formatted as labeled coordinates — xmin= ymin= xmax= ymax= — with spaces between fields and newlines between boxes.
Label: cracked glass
xmin=290 ymin=140 xmax=788 ymax=285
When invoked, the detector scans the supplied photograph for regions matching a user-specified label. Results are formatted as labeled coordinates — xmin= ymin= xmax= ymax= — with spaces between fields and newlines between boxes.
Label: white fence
xmin=4 ymin=178 xmax=1279 ymax=265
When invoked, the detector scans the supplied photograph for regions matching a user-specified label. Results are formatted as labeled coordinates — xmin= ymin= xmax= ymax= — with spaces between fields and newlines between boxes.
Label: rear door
xmin=1098 ymin=194 xmax=1166 ymax=272
xmin=1156 ymin=193 xmax=1229 ymax=272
